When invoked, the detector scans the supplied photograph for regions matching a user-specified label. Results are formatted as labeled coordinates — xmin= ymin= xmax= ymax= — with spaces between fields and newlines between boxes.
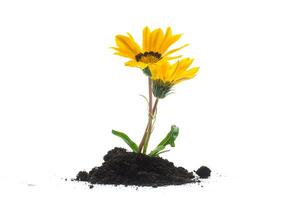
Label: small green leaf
xmin=112 ymin=130 xmax=138 ymax=152
xmin=149 ymin=125 xmax=179 ymax=157
xmin=157 ymin=125 xmax=179 ymax=147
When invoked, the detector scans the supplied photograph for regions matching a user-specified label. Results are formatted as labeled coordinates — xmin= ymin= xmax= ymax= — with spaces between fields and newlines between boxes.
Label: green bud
xmin=152 ymin=80 xmax=173 ymax=99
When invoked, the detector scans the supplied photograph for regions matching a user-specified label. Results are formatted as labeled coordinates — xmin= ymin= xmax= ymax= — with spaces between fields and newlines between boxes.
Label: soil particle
xmin=76 ymin=171 xmax=89 ymax=181
xmin=195 ymin=166 xmax=211 ymax=178
xmin=76 ymin=147 xmax=196 ymax=187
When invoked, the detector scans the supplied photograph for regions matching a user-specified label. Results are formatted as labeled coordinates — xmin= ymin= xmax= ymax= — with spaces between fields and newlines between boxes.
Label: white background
xmin=1 ymin=0 xmax=300 ymax=199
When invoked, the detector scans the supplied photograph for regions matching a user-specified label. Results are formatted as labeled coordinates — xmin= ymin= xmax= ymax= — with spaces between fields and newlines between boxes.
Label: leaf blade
xmin=111 ymin=130 xmax=138 ymax=152
xmin=149 ymin=125 xmax=179 ymax=157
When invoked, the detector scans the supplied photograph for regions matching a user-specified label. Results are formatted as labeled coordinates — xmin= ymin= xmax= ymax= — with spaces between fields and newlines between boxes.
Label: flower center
xmin=135 ymin=51 xmax=162 ymax=64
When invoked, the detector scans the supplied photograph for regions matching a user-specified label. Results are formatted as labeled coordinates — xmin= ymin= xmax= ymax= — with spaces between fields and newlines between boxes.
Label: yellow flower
xmin=149 ymin=58 xmax=199 ymax=98
xmin=112 ymin=27 xmax=188 ymax=70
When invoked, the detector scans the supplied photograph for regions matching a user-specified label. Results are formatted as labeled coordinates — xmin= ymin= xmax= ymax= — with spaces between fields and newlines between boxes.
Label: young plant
xmin=111 ymin=27 xmax=199 ymax=156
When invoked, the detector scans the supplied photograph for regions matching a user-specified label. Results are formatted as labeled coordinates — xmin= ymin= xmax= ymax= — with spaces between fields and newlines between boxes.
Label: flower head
xmin=112 ymin=27 xmax=188 ymax=72
xmin=149 ymin=58 xmax=199 ymax=98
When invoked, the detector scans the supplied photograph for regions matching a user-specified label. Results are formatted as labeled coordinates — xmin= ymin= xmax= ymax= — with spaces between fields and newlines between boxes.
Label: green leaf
xmin=149 ymin=125 xmax=179 ymax=157
xmin=155 ymin=149 xmax=170 ymax=156
xmin=111 ymin=130 xmax=138 ymax=152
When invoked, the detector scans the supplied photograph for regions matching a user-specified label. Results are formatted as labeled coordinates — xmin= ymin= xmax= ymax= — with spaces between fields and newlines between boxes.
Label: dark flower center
xmin=135 ymin=51 xmax=162 ymax=64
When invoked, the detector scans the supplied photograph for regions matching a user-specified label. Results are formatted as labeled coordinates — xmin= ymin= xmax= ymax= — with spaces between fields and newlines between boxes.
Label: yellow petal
xmin=168 ymin=58 xmax=194 ymax=81
xmin=125 ymin=60 xmax=148 ymax=69
xmin=182 ymin=67 xmax=199 ymax=78
xmin=143 ymin=26 xmax=150 ymax=51
xmin=149 ymin=28 xmax=160 ymax=51
xmin=174 ymin=67 xmax=199 ymax=84
xmin=158 ymin=27 xmax=172 ymax=54
xmin=114 ymin=52 xmax=135 ymax=59
xmin=161 ymin=62 xmax=169 ymax=80
xmin=149 ymin=64 xmax=159 ymax=80
xmin=165 ymin=55 xmax=182 ymax=60
xmin=153 ymin=29 xmax=163 ymax=52
xmin=160 ymin=34 xmax=182 ymax=53
xmin=127 ymin=32 xmax=142 ymax=52
xmin=163 ymin=44 xmax=189 ymax=57
xmin=111 ymin=47 xmax=136 ymax=59
xmin=115 ymin=35 xmax=141 ymax=56
xmin=178 ymin=58 xmax=194 ymax=71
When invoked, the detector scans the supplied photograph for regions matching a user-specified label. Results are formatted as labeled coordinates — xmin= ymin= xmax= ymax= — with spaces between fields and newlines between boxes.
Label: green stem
xmin=137 ymin=77 xmax=153 ymax=153
xmin=143 ymin=98 xmax=159 ymax=154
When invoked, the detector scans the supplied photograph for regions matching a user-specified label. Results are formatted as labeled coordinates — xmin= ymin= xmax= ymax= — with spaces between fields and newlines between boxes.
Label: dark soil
xmin=75 ymin=147 xmax=202 ymax=187
xmin=195 ymin=166 xmax=211 ymax=178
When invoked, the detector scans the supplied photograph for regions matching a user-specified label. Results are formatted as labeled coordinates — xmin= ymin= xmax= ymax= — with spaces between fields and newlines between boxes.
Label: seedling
xmin=112 ymin=27 xmax=199 ymax=156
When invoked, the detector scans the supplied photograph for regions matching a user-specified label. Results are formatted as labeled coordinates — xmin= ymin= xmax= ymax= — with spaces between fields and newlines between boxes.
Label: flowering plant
xmin=111 ymin=27 xmax=199 ymax=156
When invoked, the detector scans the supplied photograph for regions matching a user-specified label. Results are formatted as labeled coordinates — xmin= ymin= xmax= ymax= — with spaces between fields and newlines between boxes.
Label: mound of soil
xmin=75 ymin=147 xmax=197 ymax=187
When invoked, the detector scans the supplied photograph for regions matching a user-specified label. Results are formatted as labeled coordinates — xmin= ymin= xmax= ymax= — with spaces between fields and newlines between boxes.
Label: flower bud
xmin=152 ymin=80 xmax=173 ymax=99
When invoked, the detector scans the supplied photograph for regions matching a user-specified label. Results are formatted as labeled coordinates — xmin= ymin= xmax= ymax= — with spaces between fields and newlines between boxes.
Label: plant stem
xmin=137 ymin=77 xmax=153 ymax=153
xmin=142 ymin=98 xmax=159 ymax=154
